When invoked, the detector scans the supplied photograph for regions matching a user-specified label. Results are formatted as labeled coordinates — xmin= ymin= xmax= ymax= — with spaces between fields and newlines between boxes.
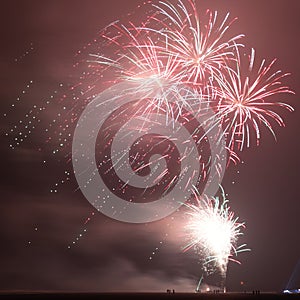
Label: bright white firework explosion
xmin=183 ymin=187 xmax=249 ymax=292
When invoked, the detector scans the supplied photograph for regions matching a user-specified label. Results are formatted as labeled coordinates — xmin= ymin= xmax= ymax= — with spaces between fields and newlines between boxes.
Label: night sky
xmin=1 ymin=0 xmax=300 ymax=293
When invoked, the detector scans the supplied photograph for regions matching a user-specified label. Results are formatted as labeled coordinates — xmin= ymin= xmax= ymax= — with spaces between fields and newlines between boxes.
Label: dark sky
xmin=0 ymin=0 xmax=300 ymax=293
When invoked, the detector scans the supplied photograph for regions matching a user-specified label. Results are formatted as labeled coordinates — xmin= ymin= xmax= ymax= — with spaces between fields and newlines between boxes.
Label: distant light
xmin=283 ymin=289 xmax=300 ymax=294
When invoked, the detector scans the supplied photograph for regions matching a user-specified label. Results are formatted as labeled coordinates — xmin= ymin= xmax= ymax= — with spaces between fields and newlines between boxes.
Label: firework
xmin=153 ymin=0 xmax=244 ymax=87
xmin=91 ymin=0 xmax=243 ymax=110
xmin=74 ymin=1 xmax=292 ymax=286
xmin=183 ymin=187 xmax=249 ymax=292
xmin=5 ymin=0 xmax=294 ymax=292
xmin=212 ymin=48 xmax=294 ymax=151
xmin=90 ymin=0 xmax=293 ymax=156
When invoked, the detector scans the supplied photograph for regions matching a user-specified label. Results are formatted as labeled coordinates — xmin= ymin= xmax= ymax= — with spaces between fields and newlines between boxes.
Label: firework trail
xmin=183 ymin=187 xmax=249 ymax=292
xmin=73 ymin=81 xmax=227 ymax=223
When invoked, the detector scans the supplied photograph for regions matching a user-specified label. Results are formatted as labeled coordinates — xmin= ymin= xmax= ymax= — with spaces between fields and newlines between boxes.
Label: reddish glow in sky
xmin=0 ymin=0 xmax=299 ymax=293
